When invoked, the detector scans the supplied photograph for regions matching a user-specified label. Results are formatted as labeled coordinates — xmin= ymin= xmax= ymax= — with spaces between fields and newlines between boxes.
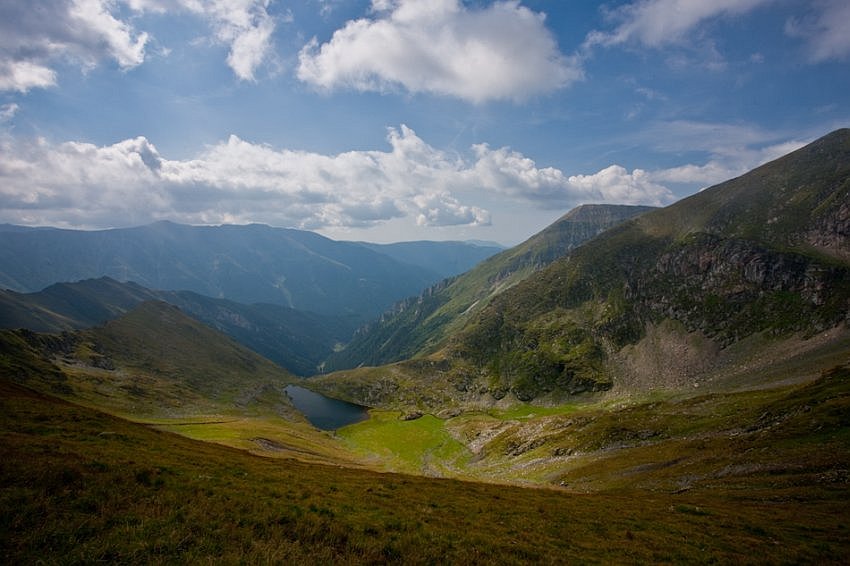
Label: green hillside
xmin=2 ymin=301 xmax=301 ymax=418
xmin=0 ymin=302 xmax=365 ymax=464
xmin=325 ymin=204 xmax=655 ymax=371
xmin=445 ymin=128 xmax=850 ymax=401
xmin=313 ymin=129 xmax=850 ymax=409
xmin=0 ymin=277 xmax=161 ymax=331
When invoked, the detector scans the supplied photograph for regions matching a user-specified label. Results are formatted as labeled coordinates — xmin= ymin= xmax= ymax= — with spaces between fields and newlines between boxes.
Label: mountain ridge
xmin=0 ymin=222 xmax=499 ymax=321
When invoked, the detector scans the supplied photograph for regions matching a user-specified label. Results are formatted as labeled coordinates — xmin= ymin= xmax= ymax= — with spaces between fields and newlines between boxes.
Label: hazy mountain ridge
xmin=312 ymin=129 xmax=850 ymax=408
xmin=324 ymin=204 xmax=656 ymax=371
xmin=358 ymin=240 xmax=504 ymax=279
xmin=0 ymin=277 xmax=355 ymax=376
xmin=0 ymin=221 xmax=496 ymax=321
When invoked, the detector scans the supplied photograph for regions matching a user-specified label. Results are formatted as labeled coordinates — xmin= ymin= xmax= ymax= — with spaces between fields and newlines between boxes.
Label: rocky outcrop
xmin=631 ymin=234 xmax=850 ymax=345
xmin=808 ymin=201 xmax=850 ymax=261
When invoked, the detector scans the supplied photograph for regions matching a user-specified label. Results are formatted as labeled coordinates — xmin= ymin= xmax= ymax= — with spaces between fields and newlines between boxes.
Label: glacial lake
xmin=284 ymin=384 xmax=369 ymax=430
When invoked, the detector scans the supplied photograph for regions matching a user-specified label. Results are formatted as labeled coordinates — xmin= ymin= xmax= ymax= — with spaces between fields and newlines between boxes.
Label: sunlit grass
xmin=151 ymin=416 xmax=363 ymax=466
xmin=337 ymin=410 xmax=471 ymax=474
xmin=485 ymin=401 xmax=582 ymax=420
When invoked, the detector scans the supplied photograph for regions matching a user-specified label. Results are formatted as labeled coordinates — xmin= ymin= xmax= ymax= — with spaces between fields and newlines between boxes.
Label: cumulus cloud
xmin=125 ymin=0 xmax=282 ymax=81
xmin=0 ymin=0 xmax=149 ymax=92
xmin=567 ymin=165 xmax=674 ymax=204
xmin=585 ymin=0 xmax=775 ymax=49
xmin=785 ymin=0 xmax=850 ymax=62
xmin=297 ymin=0 xmax=580 ymax=103
xmin=0 ymin=126 xmax=679 ymax=230
xmin=466 ymin=144 xmax=675 ymax=206
xmin=182 ymin=0 xmax=280 ymax=81
xmin=0 ymin=0 xmax=280 ymax=91
xmin=0 ymin=61 xmax=57 ymax=93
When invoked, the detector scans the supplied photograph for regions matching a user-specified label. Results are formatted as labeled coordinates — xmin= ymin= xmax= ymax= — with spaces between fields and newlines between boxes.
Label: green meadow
xmin=3 ymin=376 xmax=850 ymax=564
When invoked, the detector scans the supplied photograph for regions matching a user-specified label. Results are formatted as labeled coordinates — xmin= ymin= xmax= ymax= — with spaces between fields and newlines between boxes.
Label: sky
xmin=0 ymin=0 xmax=848 ymax=245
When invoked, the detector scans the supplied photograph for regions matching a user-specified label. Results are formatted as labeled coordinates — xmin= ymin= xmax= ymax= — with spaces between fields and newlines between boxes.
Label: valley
xmin=2 ymin=359 xmax=849 ymax=563
xmin=2 ymin=130 xmax=849 ymax=562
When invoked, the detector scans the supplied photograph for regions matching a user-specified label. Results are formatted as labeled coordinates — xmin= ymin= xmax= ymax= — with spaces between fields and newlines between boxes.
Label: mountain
xmin=324 ymin=204 xmax=655 ymax=371
xmin=312 ymin=129 xmax=850 ymax=408
xmin=0 ymin=277 xmax=355 ymax=376
xmin=0 ymin=276 xmax=161 ymax=331
xmin=358 ymin=240 xmax=503 ymax=279
xmin=0 ymin=221 xmax=448 ymax=320
xmin=2 ymin=301 xmax=300 ymax=418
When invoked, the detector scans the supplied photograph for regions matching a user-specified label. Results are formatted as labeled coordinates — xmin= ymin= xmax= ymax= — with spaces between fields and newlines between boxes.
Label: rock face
xmin=807 ymin=201 xmax=850 ymax=261
xmin=640 ymin=234 xmax=850 ymax=344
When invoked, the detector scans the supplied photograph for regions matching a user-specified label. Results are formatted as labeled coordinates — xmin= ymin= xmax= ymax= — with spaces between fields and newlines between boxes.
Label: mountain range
xmin=0 ymin=221 xmax=500 ymax=321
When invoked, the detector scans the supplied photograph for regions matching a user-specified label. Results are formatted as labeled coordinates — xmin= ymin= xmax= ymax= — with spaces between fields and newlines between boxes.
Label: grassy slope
xmin=3 ymin=377 xmax=849 ymax=564
xmin=328 ymin=361 xmax=850 ymax=507
xmin=0 ymin=303 xmax=363 ymax=466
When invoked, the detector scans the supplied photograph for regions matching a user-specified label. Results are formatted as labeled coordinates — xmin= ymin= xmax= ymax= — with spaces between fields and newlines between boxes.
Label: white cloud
xmin=124 ymin=0 xmax=282 ymax=81
xmin=785 ymin=0 xmax=850 ymax=62
xmin=0 ymin=0 xmax=280 ymax=91
xmin=585 ymin=0 xmax=850 ymax=66
xmin=585 ymin=0 xmax=775 ymax=48
xmin=297 ymin=0 xmax=580 ymax=103
xmin=468 ymin=144 xmax=675 ymax=206
xmin=183 ymin=0 xmax=279 ymax=81
xmin=0 ymin=61 xmax=57 ymax=93
xmin=567 ymin=165 xmax=674 ymax=205
xmin=68 ymin=0 xmax=149 ymax=68
xmin=0 ymin=103 xmax=21 ymax=122
xmin=645 ymin=124 xmax=807 ymax=187
xmin=0 ymin=126 xmax=679 ymax=231
xmin=0 ymin=0 xmax=149 ymax=93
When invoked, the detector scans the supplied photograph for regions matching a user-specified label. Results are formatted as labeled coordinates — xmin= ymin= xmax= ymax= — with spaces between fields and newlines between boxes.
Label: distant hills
xmin=0 ymin=277 xmax=354 ymax=376
xmin=312 ymin=128 xmax=850 ymax=408
xmin=0 ymin=221 xmax=499 ymax=321
xmin=325 ymin=204 xmax=655 ymax=371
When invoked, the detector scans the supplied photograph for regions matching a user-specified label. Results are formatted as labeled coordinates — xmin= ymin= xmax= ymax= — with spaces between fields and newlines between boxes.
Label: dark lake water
xmin=284 ymin=384 xmax=369 ymax=430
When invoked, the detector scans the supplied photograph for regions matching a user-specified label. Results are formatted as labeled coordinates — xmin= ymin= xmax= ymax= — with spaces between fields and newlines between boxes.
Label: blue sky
xmin=1 ymin=0 xmax=848 ymax=245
